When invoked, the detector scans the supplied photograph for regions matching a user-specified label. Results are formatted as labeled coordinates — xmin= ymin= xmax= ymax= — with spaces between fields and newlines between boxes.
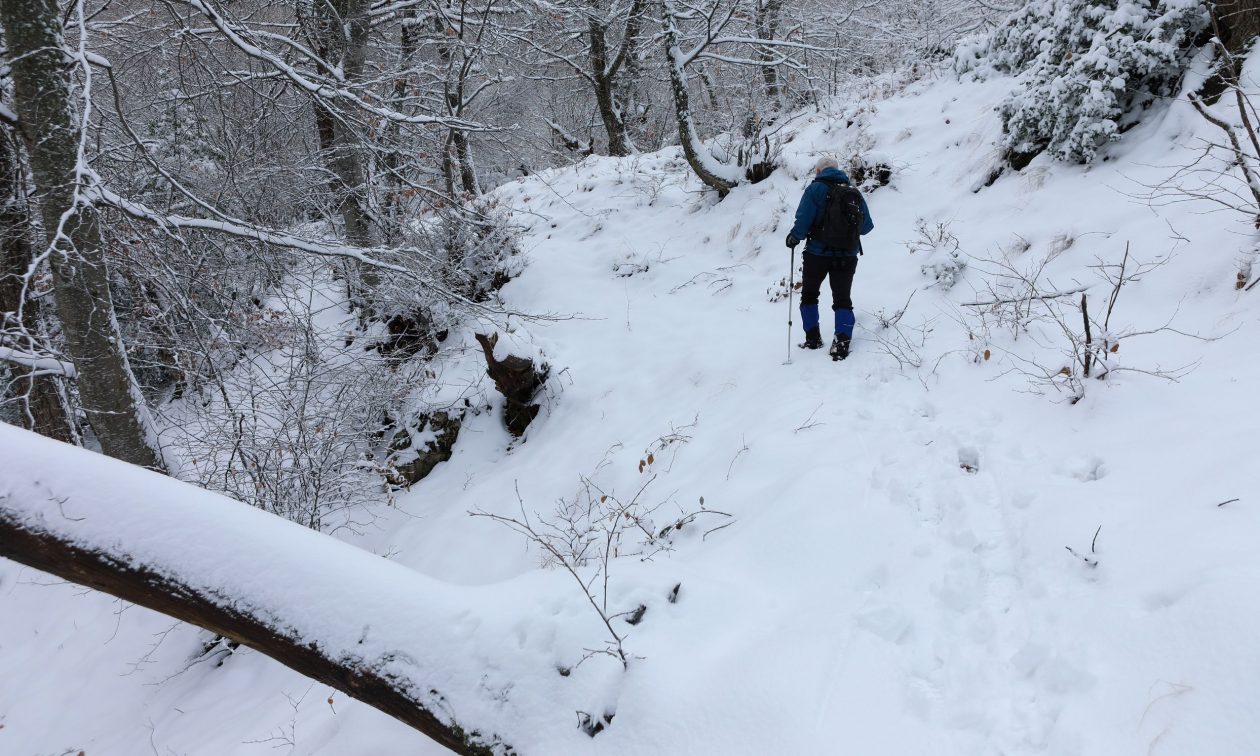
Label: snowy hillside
xmin=4 ymin=63 xmax=1260 ymax=756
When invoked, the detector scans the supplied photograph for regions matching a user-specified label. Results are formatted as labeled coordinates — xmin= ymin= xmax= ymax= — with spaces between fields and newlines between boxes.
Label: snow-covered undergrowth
xmin=3 ymin=63 xmax=1260 ymax=756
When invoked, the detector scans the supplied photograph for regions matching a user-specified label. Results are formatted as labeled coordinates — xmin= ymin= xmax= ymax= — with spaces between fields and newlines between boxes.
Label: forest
xmin=3 ymin=1 xmax=1260 ymax=754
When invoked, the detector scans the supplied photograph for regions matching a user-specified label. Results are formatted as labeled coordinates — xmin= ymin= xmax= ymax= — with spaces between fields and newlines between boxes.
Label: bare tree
xmin=314 ymin=0 xmax=379 ymax=252
xmin=506 ymin=0 xmax=651 ymax=157
xmin=431 ymin=0 xmax=506 ymax=194
xmin=754 ymin=0 xmax=786 ymax=103
xmin=654 ymin=0 xmax=837 ymax=195
xmin=1 ymin=0 xmax=164 ymax=470
xmin=657 ymin=0 xmax=741 ymax=195
xmin=0 ymin=130 xmax=76 ymax=442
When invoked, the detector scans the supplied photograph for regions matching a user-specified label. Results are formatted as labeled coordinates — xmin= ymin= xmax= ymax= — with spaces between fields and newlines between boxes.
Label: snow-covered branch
xmin=0 ymin=347 xmax=77 ymax=378
xmin=0 ymin=424 xmax=512 ymax=755
xmin=184 ymin=0 xmax=492 ymax=130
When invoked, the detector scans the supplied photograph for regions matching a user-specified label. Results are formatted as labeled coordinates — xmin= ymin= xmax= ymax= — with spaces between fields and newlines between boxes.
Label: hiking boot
xmin=830 ymin=334 xmax=851 ymax=361
xmin=800 ymin=326 xmax=823 ymax=350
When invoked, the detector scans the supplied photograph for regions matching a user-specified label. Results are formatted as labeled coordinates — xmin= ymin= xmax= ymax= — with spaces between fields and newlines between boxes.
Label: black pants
xmin=800 ymin=253 xmax=857 ymax=311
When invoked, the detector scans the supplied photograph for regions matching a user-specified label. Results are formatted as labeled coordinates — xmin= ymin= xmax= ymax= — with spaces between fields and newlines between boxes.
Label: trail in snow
xmin=3 ymin=66 xmax=1260 ymax=756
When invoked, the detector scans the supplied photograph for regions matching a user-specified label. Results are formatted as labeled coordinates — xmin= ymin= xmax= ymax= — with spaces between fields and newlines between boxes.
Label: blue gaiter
xmin=800 ymin=303 xmax=820 ymax=333
xmin=835 ymin=308 xmax=855 ymax=338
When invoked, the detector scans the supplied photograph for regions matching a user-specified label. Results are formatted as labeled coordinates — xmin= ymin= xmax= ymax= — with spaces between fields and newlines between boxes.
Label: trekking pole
xmin=785 ymin=244 xmax=796 ymax=364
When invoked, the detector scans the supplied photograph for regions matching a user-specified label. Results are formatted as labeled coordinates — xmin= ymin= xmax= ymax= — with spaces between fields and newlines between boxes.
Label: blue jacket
xmin=790 ymin=167 xmax=874 ymax=256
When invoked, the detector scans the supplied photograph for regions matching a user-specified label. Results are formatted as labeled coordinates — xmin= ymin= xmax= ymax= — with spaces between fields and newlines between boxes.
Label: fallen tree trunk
xmin=0 ymin=423 xmax=512 ymax=756
xmin=0 ymin=522 xmax=502 ymax=755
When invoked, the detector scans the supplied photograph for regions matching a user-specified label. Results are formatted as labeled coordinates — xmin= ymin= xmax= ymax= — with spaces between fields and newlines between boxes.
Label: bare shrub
xmin=962 ymin=244 xmax=1212 ymax=403
xmin=907 ymin=218 xmax=966 ymax=289
xmin=472 ymin=419 xmax=730 ymax=669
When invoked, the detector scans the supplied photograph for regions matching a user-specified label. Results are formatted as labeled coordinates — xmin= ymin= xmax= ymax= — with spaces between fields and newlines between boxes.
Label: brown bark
xmin=0 ymin=506 xmax=505 ymax=756
xmin=587 ymin=0 xmax=648 ymax=157
xmin=474 ymin=333 xmax=547 ymax=437
xmin=0 ymin=0 xmax=163 ymax=470
xmin=452 ymin=129 xmax=480 ymax=195
xmin=314 ymin=102 xmax=340 ymax=194
xmin=307 ymin=0 xmax=378 ymax=307
xmin=589 ymin=18 xmax=633 ymax=157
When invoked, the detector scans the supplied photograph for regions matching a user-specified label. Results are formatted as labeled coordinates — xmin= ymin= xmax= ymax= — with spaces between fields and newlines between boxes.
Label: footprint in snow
xmin=958 ymin=445 xmax=980 ymax=474
xmin=1064 ymin=455 xmax=1108 ymax=482
xmin=854 ymin=605 xmax=913 ymax=644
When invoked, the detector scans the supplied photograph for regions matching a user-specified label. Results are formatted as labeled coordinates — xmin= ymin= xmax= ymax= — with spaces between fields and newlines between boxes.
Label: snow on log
xmin=0 ymin=423 xmax=513 ymax=755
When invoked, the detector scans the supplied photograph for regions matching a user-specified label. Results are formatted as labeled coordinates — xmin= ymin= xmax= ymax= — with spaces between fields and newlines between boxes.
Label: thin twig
xmin=961 ymin=285 xmax=1092 ymax=307
xmin=794 ymin=403 xmax=824 ymax=433
xmin=726 ymin=435 xmax=749 ymax=481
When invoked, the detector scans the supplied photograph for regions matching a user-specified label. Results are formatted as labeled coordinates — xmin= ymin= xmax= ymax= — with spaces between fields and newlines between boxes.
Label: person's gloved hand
xmin=785 ymin=233 xmax=799 ymax=249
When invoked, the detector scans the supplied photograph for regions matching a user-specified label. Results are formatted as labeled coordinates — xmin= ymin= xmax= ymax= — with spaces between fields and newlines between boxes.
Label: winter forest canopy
xmin=3 ymin=0 xmax=1260 ymax=754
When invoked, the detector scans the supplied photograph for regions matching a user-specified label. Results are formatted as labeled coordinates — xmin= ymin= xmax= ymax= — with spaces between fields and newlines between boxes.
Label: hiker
xmin=785 ymin=157 xmax=874 ymax=361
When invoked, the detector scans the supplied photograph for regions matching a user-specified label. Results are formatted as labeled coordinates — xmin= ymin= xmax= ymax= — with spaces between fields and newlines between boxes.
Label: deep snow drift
xmin=3 ymin=65 xmax=1259 ymax=756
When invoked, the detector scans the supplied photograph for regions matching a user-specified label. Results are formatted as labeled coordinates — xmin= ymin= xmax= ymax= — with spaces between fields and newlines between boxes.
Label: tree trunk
xmin=434 ymin=13 xmax=482 ymax=196
xmin=613 ymin=0 xmax=649 ymax=142
xmin=0 ymin=0 xmax=163 ymax=470
xmin=327 ymin=0 xmax=376 ymax=252
xmin=755 ymin=0 xmax=784 ymax=103
xmin=473 ymin=332 xmax=547 ymax=437
xmin=1215 ymin=0 xmax=1260 ymax=52
xmin=0 ymin=423 xmax=508 ymax=756
xmin=382 ymin=9 xmax=418 ymax=242
xmin=658 ymin=0 xmax=735 ymax=197
xmin=314 ymin=102 xmax=341 ymax=196
xmin=310 ymin=0 xmax=378 ymax=308
xmin=588 ymin=19 xmax=633 ymax=157
xmin=0 ymin=121 xmax=76 ymax=443
xmin=452 ymin=129 xmax=481 ymax=195
xmin=442 ymin=132 xmax=460 ymax=199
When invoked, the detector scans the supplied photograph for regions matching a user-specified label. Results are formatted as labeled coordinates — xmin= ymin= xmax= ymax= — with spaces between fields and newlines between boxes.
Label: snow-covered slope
xmin=3 ymin=66 xmax=1259 ymax=756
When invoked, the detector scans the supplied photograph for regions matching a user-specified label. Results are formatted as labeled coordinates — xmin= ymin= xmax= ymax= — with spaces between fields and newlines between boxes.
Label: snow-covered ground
xmin=3 ymin=64 xmax=1259 ymax=756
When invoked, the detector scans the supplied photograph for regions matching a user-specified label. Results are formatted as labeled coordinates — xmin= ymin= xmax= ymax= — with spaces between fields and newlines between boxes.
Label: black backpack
xmin=809 ymin=178 xmax=865 ymax=253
